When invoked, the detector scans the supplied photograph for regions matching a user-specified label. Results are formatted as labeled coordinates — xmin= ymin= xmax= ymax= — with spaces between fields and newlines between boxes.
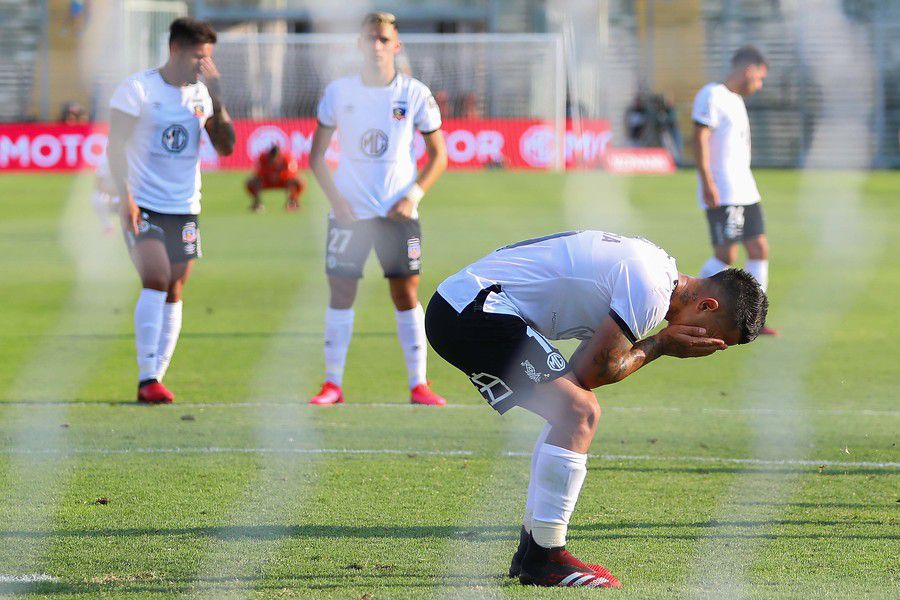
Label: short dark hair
xmin=708 ymin=268 xmax=768 ymax=344
xmin=731 ymin=45 xmax=767 ymax=68
xmin=169 ymin=17 xmax=217 ymax=46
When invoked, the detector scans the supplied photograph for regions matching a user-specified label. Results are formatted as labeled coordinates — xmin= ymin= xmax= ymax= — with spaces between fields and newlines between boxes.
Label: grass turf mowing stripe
xmin=2 ymin=401 xmax=897 ymax=418
xmin=1 ymin=447 xmax=895 ymax=469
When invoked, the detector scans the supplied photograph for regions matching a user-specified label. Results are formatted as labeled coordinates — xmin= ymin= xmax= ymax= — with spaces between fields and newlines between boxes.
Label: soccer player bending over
xmin=426 ymin=231 xmax=767 ymax=588
xmin=246 ymin=144 xmax=306 ymax=212
xmin=307 ymin=12 xmax=448 ymax=406
xmin=107 ymin=17 xmax=234 ymax=404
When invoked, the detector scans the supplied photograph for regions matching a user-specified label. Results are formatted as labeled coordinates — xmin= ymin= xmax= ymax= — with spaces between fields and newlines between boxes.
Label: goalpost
xmin=211 ymin=32 xmax=567 ymax=170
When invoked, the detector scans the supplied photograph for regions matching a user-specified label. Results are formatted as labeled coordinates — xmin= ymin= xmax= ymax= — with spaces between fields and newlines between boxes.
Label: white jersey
xmin=692 ymin=83 xmax=761 ymax=208
xmin=437 ymin=231 xmax=679 ymax=343
xmin=317 ymin=73 xmax=442 ymax=220
xmin=109 ymin=69 xmax=214 ymax=215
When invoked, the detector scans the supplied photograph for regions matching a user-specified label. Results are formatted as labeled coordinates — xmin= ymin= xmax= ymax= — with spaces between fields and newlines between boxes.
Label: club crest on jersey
xmin=161 ymin=124 xmax=189 ymax=153
xmin=182 ymin=222 xmax=198 ymax=244
xmin=193 ymin=103 xmax=205 ymax=118
xmin=392 ymin=104 xmax=407 ymax=120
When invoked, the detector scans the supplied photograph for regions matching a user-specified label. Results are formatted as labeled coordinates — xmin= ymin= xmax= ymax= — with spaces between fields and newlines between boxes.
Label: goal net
xmin=209 ymin=33 xmax=570 ymax=170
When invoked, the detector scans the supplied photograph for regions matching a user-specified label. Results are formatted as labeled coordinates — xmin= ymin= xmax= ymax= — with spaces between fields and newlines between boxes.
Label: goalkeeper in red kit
xmin=245 ymin=145 xmax=306 ymax=212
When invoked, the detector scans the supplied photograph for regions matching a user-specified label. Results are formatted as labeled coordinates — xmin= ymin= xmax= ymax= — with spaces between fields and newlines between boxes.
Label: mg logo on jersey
xmin=161 ymin=124 xmax=189 ymax=153
xmin=546 ymin=352 xmax=567 ymax=372
xmin=360 ymin=129 xmax=388 ymax=157
xmin=469 ymin=373 xmax=512 ymax=405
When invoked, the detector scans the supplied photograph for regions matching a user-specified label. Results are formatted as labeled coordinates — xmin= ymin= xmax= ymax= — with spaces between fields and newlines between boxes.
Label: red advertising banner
xmin=0 ymin=118 xmax=671 ymax=174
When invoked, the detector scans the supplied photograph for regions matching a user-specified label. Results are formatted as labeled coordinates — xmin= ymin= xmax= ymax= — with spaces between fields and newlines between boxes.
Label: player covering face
xmin=426 ymin=230 xmax=767 ymax=588
xmin=107 ymin=17 xmax=235 ymax=404
xmin=307 ymin=12 xmax=449 ymax=406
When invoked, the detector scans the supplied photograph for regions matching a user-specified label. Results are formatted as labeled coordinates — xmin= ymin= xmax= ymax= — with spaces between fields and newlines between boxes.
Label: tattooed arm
xmin=200 ymin=57 xmax=235 ymax=157
xmin=570 ymin=314 xmax=727 ymax=389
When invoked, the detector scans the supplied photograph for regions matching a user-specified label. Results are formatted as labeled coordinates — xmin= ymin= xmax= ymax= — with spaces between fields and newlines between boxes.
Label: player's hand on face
xmin=658 ymin=324 xmax=727 ymax=358
xmin=387 ymin=197 xmax=415 ymax=222
xmin=120 ymin=195 xmax=140 ymax=236
xmin=702 ymin=182 xmax=720 ymax=208
xmin=198 ymin=58 xmax=221 ymax=95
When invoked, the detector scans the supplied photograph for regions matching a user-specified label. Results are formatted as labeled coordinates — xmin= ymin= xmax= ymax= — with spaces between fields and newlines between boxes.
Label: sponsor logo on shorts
xmin=161 ymin=124 xmax=189 ymax=153
xmin=546 ymin=352 xmax=566 ymax=372
xmin=183 ymin=243 xmax=196 ymax=255
xmin=138 ymin=219 xmax=150 ymax=234
xmin=521 ymin=360 xmax=549 ymax=383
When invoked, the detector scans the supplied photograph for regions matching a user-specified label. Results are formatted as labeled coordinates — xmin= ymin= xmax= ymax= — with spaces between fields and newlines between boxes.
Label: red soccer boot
xmin=309 ymin=382 xmax=344 ymax=405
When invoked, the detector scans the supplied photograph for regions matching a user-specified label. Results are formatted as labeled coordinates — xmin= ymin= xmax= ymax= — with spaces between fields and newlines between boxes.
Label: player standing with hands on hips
xmin=108 ymin=18 xmax=235 ymax=404
xmin=693 ymin=45 xmax=777 ymax=335
xmin=308 ymin=12 xmax=449 ymax=406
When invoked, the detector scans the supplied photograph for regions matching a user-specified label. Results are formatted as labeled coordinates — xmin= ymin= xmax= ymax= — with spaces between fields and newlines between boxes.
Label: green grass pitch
xmin=0 ymin=169 xmax=897 ymax=598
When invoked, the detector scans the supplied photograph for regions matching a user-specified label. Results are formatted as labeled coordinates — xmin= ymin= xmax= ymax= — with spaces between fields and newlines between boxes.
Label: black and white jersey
xmin=437 ymin=231 xmax=679 ymax=343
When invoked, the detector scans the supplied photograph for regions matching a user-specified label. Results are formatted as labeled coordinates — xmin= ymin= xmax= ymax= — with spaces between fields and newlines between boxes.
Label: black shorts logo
xmin=360 ymin=129 xmax=389 ymax=157
xmin=161 ymin=124 xmax=189 ymax=153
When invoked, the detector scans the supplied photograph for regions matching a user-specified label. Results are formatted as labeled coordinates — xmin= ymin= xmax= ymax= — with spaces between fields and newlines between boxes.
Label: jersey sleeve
xmin=608 ymin=259 xmax=670 ymax=343
xmin=316 ymin=82 xmax=337 ymax=128
xmin=691 ymin=85 xmax=718 ymax=129
xmin=413 ymin=82 xmax=442 ymax=133
xmin=109 ymin=77 xmax=143 ymax=117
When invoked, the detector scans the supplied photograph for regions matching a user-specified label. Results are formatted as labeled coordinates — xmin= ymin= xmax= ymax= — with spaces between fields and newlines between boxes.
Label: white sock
xmin=745 ymin=259 xmax=769 ymax=292
xmin=531 ymin=443 xmax=588 ymax=548
xmin=324 ymin=307 xmax=354 ymax=386
xmin=523 ymin=422 xmax=553 ymax=533
xmin=699 ymin=256 xmax=730 ymax=278
xmin=395 ymin=303 xmax=427 ymax=388
xmin=156 ymin=301 xmax=183 ymax=381
xmin=134 ymin=289 xmax=167 ymax=382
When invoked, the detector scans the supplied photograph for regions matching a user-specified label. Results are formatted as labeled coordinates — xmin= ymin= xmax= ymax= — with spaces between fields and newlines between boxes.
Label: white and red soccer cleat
xmin=137 ymin=380 xmax=175 ymax=405
xmin=519 ymin=535 xmax=621 ymax=589
xmin=410 ymin=383 xmax=447 ymax=406
xmin=309 ymin=382 xmax=344 ymax=405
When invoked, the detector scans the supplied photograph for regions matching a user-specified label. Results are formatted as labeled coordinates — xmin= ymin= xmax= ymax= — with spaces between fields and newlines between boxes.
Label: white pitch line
xmin=0 ymin=446 xmax=895 ymax=468
xmin=0 ymin=574 xmax=57 ymax=583
xmin=1 ymin=401 xmax=896 ymax=418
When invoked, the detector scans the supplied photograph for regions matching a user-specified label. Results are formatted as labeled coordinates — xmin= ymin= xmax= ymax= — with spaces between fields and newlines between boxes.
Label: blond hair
xmin=361 ymin=11 xmax=397 ymax=30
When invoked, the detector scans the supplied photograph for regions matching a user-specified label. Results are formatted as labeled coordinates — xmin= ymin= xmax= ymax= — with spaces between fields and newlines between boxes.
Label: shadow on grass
xmin=587 ymin=464 xmax=899 ymax=476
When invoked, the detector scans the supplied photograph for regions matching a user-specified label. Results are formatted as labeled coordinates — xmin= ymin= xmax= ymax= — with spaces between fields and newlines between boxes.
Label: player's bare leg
xmin=130 ymin=239 xmax=175 ymax=404
xmin=744 ymin=234 xmax=777 ymax=335
xmin=156 ymin=260 xmax=193 ymax=384
xmin=510 ymin=374 xmax=620 ymax=588
xmin=284 ymin=178 xmax=304 ymax=211
xmin=390 ymin=276 xmax=445 ymax=406
xmin=310 ymin=276 xmax=359 ymax=405
xmin=245 ymin=177 xmax=264 ymax=213
xmin=699 ymin=241 xmax=738 ymax=278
